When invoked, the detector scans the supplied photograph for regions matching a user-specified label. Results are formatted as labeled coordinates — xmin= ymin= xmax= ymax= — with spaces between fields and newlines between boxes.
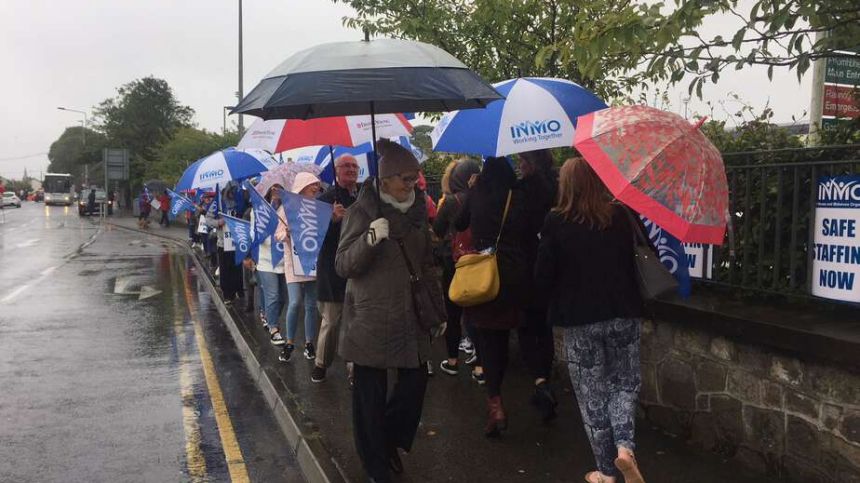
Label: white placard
xmin=223 ymin=227 xmax=235 ymax=252
xmin=150 ymin=198 xmax=161 ymax=211
xmin=683 ymin=243 xmax=714 ymax=279
xmin=811 ymin=176 xmax=860 ymax=303
xmin=196 ymin=216 xmax=209 ymax=235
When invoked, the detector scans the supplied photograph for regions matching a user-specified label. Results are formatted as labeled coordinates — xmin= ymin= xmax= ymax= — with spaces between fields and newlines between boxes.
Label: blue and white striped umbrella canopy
xmin=175 ymin=148 xmax=279 ymax=191
xmin=430 ymin=77 xmax=607 ymax=157
xmin=279 ymin=137 xmax=424 ymax=185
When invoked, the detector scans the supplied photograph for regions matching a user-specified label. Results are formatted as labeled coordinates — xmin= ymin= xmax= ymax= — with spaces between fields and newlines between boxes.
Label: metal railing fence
xmin=703 ymin=145 xmax=860 ymax=298
xmin=423 ymin=145 xmax=860 ymax=300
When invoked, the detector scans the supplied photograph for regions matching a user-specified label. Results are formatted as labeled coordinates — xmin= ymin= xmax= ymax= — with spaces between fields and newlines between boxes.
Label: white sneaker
xmin=270 ymin=331 xmax=286 ymax=346
xmin=459 ymin=337 xmax=475 ymax=355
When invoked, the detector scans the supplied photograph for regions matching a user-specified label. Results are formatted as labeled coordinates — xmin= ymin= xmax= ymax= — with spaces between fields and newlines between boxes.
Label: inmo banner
xmin=812 ymin=175 xmax=860 ymax=303
xmin=281 ymin=190 xmax=333 ymax=277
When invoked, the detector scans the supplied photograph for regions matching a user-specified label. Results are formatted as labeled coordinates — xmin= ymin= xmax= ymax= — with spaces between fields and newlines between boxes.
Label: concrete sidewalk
xmin=108 ymin=215 xmax=768 ymax=483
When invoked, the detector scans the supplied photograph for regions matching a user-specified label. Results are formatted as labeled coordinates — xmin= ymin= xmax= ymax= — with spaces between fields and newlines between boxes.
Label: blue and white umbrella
xmin=430 ymin=77 xmax=607 ymax=157
xmin=175 ymin=148 xmax=279 ymax=191
xmin=279 ymin=137 xmax=424 ymax=185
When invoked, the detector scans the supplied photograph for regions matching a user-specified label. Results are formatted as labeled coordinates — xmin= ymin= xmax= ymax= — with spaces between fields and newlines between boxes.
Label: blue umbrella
xmin=175 ymin=148 xmax=279 ymax=192
xmin=430 ymin=77 xmax=607 ymax=157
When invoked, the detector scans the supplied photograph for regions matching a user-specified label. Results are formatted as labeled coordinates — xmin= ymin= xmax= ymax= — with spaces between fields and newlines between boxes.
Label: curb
xmin=107 ymin=221 xmax=348 ymax=483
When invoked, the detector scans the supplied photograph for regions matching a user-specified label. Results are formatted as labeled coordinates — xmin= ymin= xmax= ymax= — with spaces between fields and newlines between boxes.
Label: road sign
xmin=825 ymin=56 xmax=860 ymax=85
xmin=822 ymin=118 xmax=855 ymax=130
xmin=823 ymin=84 xmax=859 ymax=118
xmin=103 ymin=148 xmax=129 ymax=181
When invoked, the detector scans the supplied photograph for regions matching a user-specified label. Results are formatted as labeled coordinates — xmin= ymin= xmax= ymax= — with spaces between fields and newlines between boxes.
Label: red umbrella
xmin=574 ymin=105 xmax=728 ymax=244
xmin=237 ymin=114 xmax=413 ymax=153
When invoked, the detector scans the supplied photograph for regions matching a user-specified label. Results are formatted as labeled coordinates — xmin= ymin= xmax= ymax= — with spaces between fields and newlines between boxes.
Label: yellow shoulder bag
xmin=448 ymin=190 xmax=512 ymax=307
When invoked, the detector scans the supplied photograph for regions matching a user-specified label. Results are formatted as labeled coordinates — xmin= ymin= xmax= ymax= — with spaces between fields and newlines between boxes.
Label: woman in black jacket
xmin=516 ymin=149 xmax=559 ymax=422
xmin=455 ymin=156 xmax=528 ymax=437
xmin=535 ymin=157 xmax=646 ymax=483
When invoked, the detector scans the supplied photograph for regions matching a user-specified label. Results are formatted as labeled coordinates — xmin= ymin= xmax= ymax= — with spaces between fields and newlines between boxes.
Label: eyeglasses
xmin=397 ymin=174 xmax=419 ymax=185
xmin=337 ymin=163 xmax=360 ymax=170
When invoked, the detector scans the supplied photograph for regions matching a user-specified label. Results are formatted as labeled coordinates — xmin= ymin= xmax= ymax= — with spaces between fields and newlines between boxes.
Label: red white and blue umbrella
xmin=237 ymin=114 xmax=413 ymax=153
xmin=430 ymin=77 xmax=606 ymax=156
xmin=175 ymin=148 xmax=279 ymax=191
xmin=279 ymin=137 xmax=425 ymax=184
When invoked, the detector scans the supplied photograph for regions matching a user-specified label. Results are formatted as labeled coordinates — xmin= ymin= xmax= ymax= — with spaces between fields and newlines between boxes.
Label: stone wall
xmin=638 ymin=318 xmax=860 ymax=482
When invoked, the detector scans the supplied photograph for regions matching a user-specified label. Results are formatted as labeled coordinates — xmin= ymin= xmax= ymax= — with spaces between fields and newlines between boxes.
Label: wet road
xmin=0 ymin=203 xmax=304 ymax=483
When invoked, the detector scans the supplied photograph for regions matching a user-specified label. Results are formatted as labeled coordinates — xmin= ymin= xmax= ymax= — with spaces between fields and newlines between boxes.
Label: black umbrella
xmin=232 ymin=37 xmax=502 ymax=179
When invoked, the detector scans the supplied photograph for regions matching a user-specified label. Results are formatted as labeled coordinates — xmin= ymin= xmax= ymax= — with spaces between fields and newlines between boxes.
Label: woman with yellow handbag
xmin=452 ymin=156 xmax=528 ymax=437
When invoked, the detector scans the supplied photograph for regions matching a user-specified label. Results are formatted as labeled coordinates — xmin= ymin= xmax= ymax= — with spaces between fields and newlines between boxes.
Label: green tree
xmin=46 ymin=126 xmax=108 ymax=184
xmin=147 ymin=127 xmax=240 ymax=184
xmin=336 ymin=0 xmax=858 ymax=101
xmin=94 ymin=76 xmax=195 ymax=186
xmin=334 ymin=0 xmax=676 ymax=100
xmin=642 ymin=0 xmax=860 ymax=95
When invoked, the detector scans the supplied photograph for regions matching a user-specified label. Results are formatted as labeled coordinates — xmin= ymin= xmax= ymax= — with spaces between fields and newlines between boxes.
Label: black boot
xmin=531 ymin=381 xmax=558 ymax=422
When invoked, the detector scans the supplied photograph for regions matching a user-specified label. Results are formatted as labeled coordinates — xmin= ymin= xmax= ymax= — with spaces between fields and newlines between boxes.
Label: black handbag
xmin=622 ymin=207 xmax=679 ymax=300
xmin=395 ymin=239 xmax=446 ymax=330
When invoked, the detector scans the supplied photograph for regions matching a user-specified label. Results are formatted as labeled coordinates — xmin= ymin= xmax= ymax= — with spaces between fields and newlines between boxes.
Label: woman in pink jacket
xmin=276 ymin=172 xmax=323 ymax=363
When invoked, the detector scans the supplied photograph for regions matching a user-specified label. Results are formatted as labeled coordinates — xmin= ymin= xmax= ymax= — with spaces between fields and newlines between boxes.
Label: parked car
xmin=2 ymin=192 xmax=22 ymax=208
xmin=78 ymin=189 xmax=110 ymax=216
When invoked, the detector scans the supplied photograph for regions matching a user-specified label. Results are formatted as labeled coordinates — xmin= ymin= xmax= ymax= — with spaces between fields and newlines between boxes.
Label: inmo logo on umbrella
xmin=509 ymin=120 xmax=563 ymax=144
xmin=199 ymin=169 xmax=225 ymax=181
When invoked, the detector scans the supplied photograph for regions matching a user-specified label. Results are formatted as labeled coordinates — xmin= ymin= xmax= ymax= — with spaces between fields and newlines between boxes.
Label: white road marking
xmin=15 ymin=238 xmax=40 ymax=249
xmin=1 ymin=285 xmax=31 ymax=304
xmin=2 ymin=213 xmax=102 ymax=305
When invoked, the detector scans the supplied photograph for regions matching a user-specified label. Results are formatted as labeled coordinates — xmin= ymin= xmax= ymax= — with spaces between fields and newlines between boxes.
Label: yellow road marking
xmin=181 ymin=265 xmax=251 ymax=483
xmin=170 ymin=282 xmax=208 ymax=482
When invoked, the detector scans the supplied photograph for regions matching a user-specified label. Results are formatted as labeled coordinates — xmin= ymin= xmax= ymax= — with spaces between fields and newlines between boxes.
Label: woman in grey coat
xmin=336 ymin=139 xmax=444 ymax=483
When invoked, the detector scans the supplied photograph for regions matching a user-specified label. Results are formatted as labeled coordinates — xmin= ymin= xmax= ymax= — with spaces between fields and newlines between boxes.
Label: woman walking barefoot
xmin=535 ymin=158 xmax=647 ymax=483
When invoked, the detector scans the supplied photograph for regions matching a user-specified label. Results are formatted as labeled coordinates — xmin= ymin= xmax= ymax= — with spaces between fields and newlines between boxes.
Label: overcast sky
xmin=0 ymin=0 xmax=811 ymax=180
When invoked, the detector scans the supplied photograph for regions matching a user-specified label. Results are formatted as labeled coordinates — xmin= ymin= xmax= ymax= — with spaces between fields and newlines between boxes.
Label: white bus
xmin=43 ymin=173 xmax=74 ymax=206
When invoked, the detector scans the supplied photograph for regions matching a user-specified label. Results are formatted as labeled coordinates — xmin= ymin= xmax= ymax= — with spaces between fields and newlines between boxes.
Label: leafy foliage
xmin=642 ymin=0 xmax=860 ymax=95
xmin=334 ymin=0 xmax=675 ymax=101
xmin=46 ymin=126 xmax=109 ymax=182
xmin=146 ymin=127 xmax=240 ymax=184
xmin=94 ymin=77 xmax=195 ymax=186
xmin=335 ymin=0 xmax=859 ymax=101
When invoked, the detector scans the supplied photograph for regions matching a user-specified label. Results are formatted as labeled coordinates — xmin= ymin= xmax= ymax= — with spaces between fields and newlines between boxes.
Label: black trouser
xmin=442 ymin=256 xmax=463 ymax=359
xmin=352 ymin=364 xmax=428 ymax=482
xmin=476 ymin=328 xmax=510 ymax=397
xmin=218 ymin=247 xmax=244 ymax=299
xmin=242 ymin=265 xmax=255 ymax=309
xmin=160 ymin=210 xmax=169 ymax=226
xmin=517 ymin=307 xmax=554 ymax=381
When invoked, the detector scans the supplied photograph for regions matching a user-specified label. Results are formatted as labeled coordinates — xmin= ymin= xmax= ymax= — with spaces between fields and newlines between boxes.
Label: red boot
xmin=485 ymin=396 xmax=507 ymax=437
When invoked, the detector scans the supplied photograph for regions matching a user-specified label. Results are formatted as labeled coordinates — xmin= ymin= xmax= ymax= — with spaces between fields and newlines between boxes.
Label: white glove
xmin=366 ymin=218 xmax=389 ymax=246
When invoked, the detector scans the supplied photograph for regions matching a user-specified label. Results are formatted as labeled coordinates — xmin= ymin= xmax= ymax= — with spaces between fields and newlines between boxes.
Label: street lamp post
xmin=57 ymin=107 xmax=88 ymax=146
xmin=237 ymin=0 xmax=244 ymax=137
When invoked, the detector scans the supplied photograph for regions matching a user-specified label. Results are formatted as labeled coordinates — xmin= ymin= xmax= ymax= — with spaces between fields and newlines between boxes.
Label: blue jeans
xmin=286 ymin=281 xmax=318 ymax=343
xmin=257 ymin=270 xmax=285 ymax=332
xmin=564 ymin=318 xmax=641 ymax=478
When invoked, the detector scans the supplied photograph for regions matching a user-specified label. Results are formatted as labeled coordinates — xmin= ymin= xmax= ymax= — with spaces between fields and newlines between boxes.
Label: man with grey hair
xmin=312 ymin=153 xmax=360 ymax=383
